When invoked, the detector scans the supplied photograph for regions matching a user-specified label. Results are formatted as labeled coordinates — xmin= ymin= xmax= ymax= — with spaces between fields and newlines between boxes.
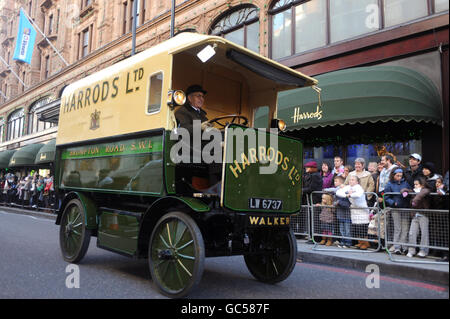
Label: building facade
xmin=0 ymin=0 xmax=448 ymax=172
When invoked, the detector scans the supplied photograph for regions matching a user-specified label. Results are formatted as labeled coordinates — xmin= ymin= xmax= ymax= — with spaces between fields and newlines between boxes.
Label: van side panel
xmin=59 ymin=133 xmax=164 ymax=195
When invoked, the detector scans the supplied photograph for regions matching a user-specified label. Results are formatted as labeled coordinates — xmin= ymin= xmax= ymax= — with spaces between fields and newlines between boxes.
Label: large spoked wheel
xmin=59 ymin=199 xmax=91 ymax=263
xmin=148 ymin=211 xmax=205 ymax=298
xmin=244 ymin=229 xmax=297 ymax=284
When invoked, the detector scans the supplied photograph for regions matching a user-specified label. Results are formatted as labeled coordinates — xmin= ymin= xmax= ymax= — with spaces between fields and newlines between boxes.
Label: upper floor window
xmin=330 ymin=0 xmax=379 ymax=43
xmin=82 ymin=0 xmax=93 ymax=9
xmin=123 ymin=0 xmax=146 ymax=34
xmin=79 ymin=26 xmax=92 ymax=59
xmin=27 ymin=98 xmax=56 ymax=135
xmin=48 ymin=14 xmax=53 ymax=34
xmin=0 ymin=118 xmax=5 ymax=143
xmin=270 ymin=0 xmax=447 ymax=59
xmin=210 ymin=5 xmax=260 ymax=53
xmin=271 ymin=0 xmax=327 ymax=59
xmin=7 ymin=109 xmax=25 ymax=141
xmin=44 ymin=55 xmax=50 ymax=79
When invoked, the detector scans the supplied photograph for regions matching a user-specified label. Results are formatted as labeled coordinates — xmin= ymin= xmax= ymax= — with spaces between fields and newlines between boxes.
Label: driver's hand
xmin=201 ymin=121 xmax=213 ymax=130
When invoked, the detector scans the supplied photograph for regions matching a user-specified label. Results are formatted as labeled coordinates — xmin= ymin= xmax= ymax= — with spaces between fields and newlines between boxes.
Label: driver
xmin=175 ymin=84 xmax=210 ymax=134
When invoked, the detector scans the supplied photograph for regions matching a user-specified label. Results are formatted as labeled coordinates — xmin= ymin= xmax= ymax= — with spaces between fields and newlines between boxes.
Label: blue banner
xmin=13 ymin=8 xmax=37 ymax=64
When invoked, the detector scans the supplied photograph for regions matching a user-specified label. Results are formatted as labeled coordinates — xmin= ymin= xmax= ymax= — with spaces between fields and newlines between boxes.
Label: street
xmin=0 ymin=210 xmax=448 ymax=299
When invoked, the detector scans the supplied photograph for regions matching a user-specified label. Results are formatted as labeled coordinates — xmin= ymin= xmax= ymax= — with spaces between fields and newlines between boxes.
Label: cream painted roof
xmin=62 ymin=32 xmax=317 ymax=98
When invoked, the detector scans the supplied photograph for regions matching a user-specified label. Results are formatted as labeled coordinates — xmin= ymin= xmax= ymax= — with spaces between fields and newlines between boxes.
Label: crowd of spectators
xmin=302 ymin=153 xmax=449 ymax=261
xmin=0 ymin=172 xmax=56 ymax=212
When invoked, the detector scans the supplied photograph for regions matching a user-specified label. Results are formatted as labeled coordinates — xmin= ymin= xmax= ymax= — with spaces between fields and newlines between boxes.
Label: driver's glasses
xmin=191 ymin=94 xmax=205 ymax=99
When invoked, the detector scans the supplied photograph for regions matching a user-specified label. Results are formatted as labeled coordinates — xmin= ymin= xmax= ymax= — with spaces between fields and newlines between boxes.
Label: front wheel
xmin=59 ymin=199 xmax=92 ymax=263
xmin=244 ymin=229 xmax=297 ymax=284
xmin=148 ymin=211 xmax=205 ymax=298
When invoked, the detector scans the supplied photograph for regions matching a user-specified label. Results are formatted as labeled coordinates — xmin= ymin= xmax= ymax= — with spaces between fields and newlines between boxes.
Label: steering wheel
xmin=206 ymin=114 xmax=249 ymax=129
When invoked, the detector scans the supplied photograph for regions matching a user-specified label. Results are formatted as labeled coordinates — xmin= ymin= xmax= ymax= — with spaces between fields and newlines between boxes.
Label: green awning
xmin=0 ymin=150 xmax=16 ymax=169
xmin=9 ymin=143 xmax=44 ymax=167
xmin=35 ymin=139 xmax=56 ymax=165
xmin=278 ymin=66 xmax=443 ymax=130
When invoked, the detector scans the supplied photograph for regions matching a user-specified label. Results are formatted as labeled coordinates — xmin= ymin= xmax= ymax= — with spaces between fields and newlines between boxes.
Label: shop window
xmin=303 ymin=140 xmax=422 ymax=169
xmin=210 ymin=5 xmax=260 ymax=53
xmin=147 ymin=72 xmax=163 ymax=114
xmin=304 ymin=144 xmax=343 ymax=166
xmin=384 ymin=0 xmax=428 ymax=28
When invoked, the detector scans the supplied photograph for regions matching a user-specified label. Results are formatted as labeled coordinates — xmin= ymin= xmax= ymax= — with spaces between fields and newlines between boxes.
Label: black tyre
xmin=59 ymin=199 xmax=92 ymax=263
xmin=244 ymin=229 xmax=297 ymax=284
xmin=148 ymin=211 xmax=205 ymax=298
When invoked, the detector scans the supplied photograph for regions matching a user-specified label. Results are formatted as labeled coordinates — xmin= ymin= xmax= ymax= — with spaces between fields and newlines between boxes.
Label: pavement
xmin=1 ymin=205 xmax=448 ymax=287
xmin=296 ymin=239 xmax=449 ymax=286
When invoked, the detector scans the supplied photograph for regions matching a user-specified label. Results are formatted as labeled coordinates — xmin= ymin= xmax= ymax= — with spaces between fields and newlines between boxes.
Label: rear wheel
xmin=148 ymin=211 xmax=205 ymax=298
xmin=244 ymin=229 xmax=297 ymax=284
xmin=59 ymin=199 xmax=91 ymax=263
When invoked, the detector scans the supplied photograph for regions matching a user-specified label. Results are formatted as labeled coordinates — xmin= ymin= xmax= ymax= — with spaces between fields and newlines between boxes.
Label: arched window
xmin=27 ymin=97 xmax=56 ymax=135
xmin=7 ymin=108 xmax=25 ymax=141
xmin=209 ymin=5 xmax=260 ymax=53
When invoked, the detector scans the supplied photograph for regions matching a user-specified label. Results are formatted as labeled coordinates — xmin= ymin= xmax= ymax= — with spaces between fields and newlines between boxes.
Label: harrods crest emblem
xmin=90 ymin=109 xmax=101 ymax=130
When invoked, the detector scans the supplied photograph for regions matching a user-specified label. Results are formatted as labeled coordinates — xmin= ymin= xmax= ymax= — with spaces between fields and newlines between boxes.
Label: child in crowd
xmin=343 ymin=165 xmax=353 ymax=180
xmin=325 ymin=176 xmax=352 ymax=248
xmin=316 ymin=193 xmax=335 ymax=246
xmin=337 ymin=175 xmax=370 ymax=249
xmin=435 ymin=176 xmax=447 ymax=195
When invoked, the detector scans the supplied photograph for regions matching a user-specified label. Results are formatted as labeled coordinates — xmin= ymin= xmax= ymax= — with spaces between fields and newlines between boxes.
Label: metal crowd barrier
xmin=291 ymin=195 xmax=311 ymax=237
xmin=383 ymin=192 xmax=449 ymax=264
xmin=309 ymin=191 xmax=381 ymax=253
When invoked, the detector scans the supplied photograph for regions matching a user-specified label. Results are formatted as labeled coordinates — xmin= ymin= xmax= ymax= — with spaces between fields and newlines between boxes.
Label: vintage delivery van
xmin=55 ymin=32 xmax=318 ymax=297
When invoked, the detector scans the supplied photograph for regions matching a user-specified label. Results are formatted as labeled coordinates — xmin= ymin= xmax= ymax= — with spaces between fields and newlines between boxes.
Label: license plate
xmin=248 ymin=198 xmax=283 ymax=210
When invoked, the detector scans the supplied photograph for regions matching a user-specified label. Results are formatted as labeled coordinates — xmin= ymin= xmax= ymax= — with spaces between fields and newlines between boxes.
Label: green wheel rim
xmin=61 ymin=204 xmax=84 ymax=259
xmin=150 ymin=217 xmax=197 ymax=294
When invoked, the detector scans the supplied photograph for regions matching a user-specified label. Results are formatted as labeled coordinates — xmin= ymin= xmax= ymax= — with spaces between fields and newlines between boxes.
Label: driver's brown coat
xmin=175 ymin=103 xmax=208 ymax=133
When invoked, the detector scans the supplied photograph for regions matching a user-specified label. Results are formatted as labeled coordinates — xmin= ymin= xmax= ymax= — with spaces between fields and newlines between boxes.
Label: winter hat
xmin=304 ymin=161 xmax=318 ymax=168
xmin=422 ymin=162 xmax=435 ymax=175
